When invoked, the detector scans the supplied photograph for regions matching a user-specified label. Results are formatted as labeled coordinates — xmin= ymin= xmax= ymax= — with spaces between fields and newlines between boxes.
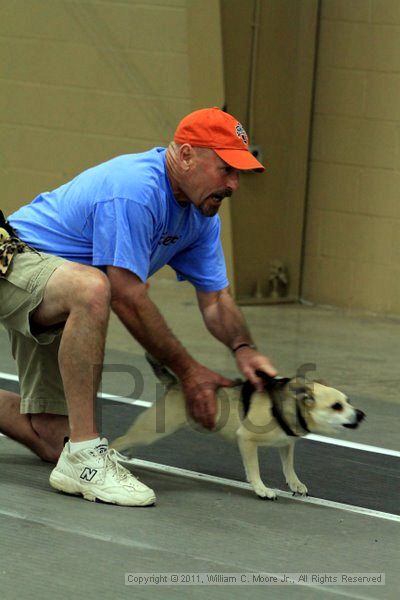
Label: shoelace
xmin=112 ymin=449 xmax=135 ymax=464
xmin=105 ymin=449 xmax=140 ymax=483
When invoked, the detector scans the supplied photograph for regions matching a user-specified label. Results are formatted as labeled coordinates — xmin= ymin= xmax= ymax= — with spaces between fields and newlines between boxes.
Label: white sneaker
xmin=49 ymin=438 xmax=156 ymax=506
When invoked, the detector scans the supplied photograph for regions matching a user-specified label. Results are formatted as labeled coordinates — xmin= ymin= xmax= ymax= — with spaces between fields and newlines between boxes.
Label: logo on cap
xmin=235 ymin=123 xmax=248 ymax=146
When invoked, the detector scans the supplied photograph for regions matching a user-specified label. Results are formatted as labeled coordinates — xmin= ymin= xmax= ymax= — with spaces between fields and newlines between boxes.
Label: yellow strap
xmin=0 ymin=227 xmax=11 ymax=243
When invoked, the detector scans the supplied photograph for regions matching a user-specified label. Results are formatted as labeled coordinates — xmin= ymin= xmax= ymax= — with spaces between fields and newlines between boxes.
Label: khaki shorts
xmin=0 ymin=248 xmax=68 ymax=415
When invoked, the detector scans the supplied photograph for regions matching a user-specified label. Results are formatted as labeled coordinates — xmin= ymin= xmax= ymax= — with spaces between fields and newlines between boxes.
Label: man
xmin=0 ymin=107 xmax=276 ymax=506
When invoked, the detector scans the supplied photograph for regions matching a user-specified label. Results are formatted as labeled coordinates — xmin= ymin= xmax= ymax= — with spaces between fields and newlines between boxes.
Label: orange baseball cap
xmin=174 ymin=107 xmax=265 ymax=172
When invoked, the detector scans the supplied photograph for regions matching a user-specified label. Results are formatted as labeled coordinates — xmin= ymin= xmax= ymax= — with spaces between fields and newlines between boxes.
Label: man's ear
xmin=179 ymin=143 xmax=194 ymax=170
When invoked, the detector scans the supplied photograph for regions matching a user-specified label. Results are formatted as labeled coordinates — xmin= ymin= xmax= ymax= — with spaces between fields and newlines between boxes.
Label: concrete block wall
xmin=4 ymin=0 xmax=400 ymax=316
xmin=303 ymin=0 xmax=400 ymax=314
xmin=0 ymin=0 xmax=191 ymax=214
xmin=0 ymin=0 xmax=227 ymax=284
xmin=221 ymin=0 xmax=318 ymax=302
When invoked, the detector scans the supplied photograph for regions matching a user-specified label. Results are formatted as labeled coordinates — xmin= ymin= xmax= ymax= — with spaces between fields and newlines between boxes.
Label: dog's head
xmin=289 ymin=380 xmax=365 ymax=434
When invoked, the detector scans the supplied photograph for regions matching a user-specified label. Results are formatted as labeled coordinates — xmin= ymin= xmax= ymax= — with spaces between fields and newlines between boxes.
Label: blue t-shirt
xmin=9 ymin=148 xmax=228 ymax=292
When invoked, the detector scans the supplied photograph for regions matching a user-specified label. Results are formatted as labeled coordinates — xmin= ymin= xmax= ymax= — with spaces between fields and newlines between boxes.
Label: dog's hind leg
xmin=237 ymin=435 xmax=277 ymax=500
xmin=110 ymin=388 xmax=186 ymax=455
xmin=278 ymin=442 xmax=308 ymax=496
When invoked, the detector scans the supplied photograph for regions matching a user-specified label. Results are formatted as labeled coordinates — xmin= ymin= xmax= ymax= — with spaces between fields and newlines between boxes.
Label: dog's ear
xmin=300 ymin=393 xmax=315 ymax=408
xmin=289 ymin=379 xmax=315 ymax=407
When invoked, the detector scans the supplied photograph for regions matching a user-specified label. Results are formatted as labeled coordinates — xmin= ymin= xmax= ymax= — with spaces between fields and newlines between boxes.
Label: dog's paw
xmin=253 ymin=484 xmax=277 ymax=501
xmin=287 ymin=479 xmax=308 ymax=496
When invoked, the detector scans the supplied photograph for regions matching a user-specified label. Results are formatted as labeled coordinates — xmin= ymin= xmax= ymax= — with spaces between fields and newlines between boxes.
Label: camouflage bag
xmin=0 ymin=210 xmax=27 ymax=277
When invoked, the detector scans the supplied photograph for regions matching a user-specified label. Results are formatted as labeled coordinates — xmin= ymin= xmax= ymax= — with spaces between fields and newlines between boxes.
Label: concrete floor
xmin=1 ymin=278 xmax=399 ymax=599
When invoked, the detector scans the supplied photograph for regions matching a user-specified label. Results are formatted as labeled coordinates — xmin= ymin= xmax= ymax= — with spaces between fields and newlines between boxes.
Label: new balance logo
xmin=80 ymin=467 xmax=98 ymax=482
xmin=95 ymin=444 xmax=107 ymax=455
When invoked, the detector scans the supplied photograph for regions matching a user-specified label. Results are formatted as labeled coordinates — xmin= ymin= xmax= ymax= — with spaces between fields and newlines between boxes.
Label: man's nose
xmin=228 ymin=171 xmax=240 ymax=192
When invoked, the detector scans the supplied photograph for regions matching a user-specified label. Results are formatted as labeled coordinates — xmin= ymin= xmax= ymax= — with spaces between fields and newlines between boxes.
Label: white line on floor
xmin=126 ymin=458 xmax=400 ymax=523
xmin=0 ymin=420 xmax=398 ymax=521
xmin=98 ymin=391 xmax=151 ymax=408
xmin=304 ymin=434 xmax=400 ymax=458
xmin=0 ymin=372 xmax=18 ymax=381
xmin=0 ymin=372 xmax=153 ymax=407
xmin=1 ymin=371 xmax=399 ymax=457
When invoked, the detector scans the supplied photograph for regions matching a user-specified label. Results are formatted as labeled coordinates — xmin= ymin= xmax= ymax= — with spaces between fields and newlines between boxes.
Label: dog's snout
xmin=356 ymin=409 xmax=365 ymax=423
xmin=342 ymin=408 xmax=366 ymax=429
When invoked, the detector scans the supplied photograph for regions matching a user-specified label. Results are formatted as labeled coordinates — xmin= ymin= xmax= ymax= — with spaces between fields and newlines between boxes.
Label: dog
xmin=111 ymin=355 xmax=365 ymax=500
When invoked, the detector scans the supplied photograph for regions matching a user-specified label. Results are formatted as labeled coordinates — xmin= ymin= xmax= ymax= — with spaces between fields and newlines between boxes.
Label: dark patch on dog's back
xmin=241 ymin=380 xmax=256 ymax=417
xmin=240 ymin=374 xmax=291 ymax=418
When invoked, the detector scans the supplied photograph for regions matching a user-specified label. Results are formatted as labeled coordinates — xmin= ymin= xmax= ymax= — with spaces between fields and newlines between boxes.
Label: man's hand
xmin=180 ymin=365 xmax=234 ymax=430
xmin=234 ymin=347 xmax=277 ymax=391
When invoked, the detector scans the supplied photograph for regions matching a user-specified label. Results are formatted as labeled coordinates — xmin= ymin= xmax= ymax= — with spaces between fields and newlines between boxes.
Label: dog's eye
xmin=331 ymin=402 xmax=343 ymax=411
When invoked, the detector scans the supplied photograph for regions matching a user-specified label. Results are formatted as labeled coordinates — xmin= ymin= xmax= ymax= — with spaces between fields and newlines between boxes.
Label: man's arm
xmin=196 ymin=287 xmax=277 ymax=388
xmin=107 ymin=266 xmax=233 ymax=429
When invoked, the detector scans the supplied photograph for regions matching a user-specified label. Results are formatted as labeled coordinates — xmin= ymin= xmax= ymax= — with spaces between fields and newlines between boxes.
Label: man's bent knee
xmin=75 ymin=268 xmax=111 ymax=314
xmin=32 ymin=263 xmax=111 ymax=329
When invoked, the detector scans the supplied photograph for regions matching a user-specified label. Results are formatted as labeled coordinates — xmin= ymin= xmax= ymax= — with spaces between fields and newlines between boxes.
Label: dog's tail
xmin=145 ymin=352 xmax=178 ymax=387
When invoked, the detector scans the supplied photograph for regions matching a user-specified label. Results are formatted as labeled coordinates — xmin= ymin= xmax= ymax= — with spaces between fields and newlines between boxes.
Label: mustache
xmin=213 ymin=189 xmax=233 ymax=200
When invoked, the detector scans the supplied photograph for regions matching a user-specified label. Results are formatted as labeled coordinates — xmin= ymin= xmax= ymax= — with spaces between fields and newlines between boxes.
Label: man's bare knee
xmin=52 ymin=263 xmax=111 ymax=312
xmin=74 ymin=269 xmax=111 ymax=316
xmin=32 ymin=264 xmax=111 ymax=329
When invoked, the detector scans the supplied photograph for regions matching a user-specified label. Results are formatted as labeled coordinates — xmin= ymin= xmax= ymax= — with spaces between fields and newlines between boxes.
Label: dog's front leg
xmin=279 ymin=443 xmax=308 ymax=496
xmin=237 ymin=436 xmax=277 ymax=500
